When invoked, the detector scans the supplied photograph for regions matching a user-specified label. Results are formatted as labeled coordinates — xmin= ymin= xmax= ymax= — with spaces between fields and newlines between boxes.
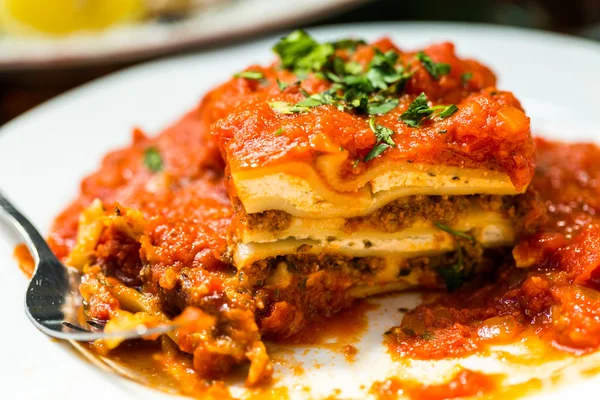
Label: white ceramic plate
xmin=0 ymin=0 xmax=368 ymax=71
xmin=1 ymin=22 xmax=600 ymax=400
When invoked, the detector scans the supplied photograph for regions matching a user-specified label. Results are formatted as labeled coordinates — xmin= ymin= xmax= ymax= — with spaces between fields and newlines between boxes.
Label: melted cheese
xmin=233 ymin=158 xmax=523 ymax=218
xmin=238 ymin=207 xmax=510 ymax=244
xmin=233 ymin=212 xmax=514 ymax=268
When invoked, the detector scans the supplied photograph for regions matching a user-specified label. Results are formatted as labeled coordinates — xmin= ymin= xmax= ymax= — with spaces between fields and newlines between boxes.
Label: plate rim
xmin=2 ymin=20 xmax=599 ymax=136
xmin=0 ymin=0 xmax=370 ymax=71
xmin=2 ymin=21 xmax=600 ymax=399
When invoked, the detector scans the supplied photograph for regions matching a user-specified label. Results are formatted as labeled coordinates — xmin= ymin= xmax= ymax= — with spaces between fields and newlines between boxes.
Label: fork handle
xmin=0 ymin=190 xmax=55 ymax=265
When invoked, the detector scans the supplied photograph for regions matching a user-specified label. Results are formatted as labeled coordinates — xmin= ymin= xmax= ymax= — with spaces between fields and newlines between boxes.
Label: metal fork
xmin=0 ymin=190 xmax=175 ymax=341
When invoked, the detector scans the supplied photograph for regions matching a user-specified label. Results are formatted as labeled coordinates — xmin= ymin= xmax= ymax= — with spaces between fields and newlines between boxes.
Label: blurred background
xmin=0 ymin=0 xmax=598 ymax=126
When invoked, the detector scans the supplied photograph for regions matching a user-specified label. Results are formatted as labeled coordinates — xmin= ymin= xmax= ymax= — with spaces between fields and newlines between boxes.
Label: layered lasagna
xmin=208 ymin=31 xmax=538 ymax=330
xmin=46 ymin=31 xmax=543 ymax=390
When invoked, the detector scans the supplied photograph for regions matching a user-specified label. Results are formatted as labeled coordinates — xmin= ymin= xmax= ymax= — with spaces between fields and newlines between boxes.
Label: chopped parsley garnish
xmin=233 ymin=70 xmax=264 ymax=80
xmin=416 ymin=51 xmax=451 ymax=80
xmin=364 ymin=117 xmax=396 ymax=162
xmin=270 ymin=32 xmax=459 ymax=153
xmin=399 ymin=92 xmax=458 ymax=128
xmin=461 ymin=72 xmax=473 ymax=85
xmin=273 ymin=29 xmax=333 ymax=73
xmin=269 ymin=92 xmax=336 ymax=114
xmin=434 ymin=222 xmax=475 ymax=243
xmin=420 ymin=331 xmax=435 ymax=340
xmin=438 ymin=104 xmax=458 ymax=119
xmin=399 ymin=93 xmax=430 ymax=127
xmin=343 ymin=61 xmax=363 ymax=75
xmin=274 ymin=127 xmax=285 ymax=136
xmin=143 ymin=147 xmax=163 ymax=173
xmin=269 ymin=101 xmax=312 ymax=114
xmin=367 ymin=98 xmax=399 ymax=115
xmin=367 ymin=50 xmax=405 ymax=91
xmin=296 ymin=96 xmax=322 ymax=108
xmin=271 ymin=31 xmax=411 ymax=117
xmin=434 ymin=223 xmax=475 ymax=291
xmin=276 ymin=79 xmax=289 ymax=91
xmin=438 ymin=250 xmax=465 ymax=292
xmin=331 ymin=38 xmax=367 ymax=50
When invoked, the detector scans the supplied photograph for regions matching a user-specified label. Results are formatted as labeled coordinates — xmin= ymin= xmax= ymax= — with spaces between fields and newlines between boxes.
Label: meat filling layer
xmin=233 ymin=192 xmax=544 ymax=238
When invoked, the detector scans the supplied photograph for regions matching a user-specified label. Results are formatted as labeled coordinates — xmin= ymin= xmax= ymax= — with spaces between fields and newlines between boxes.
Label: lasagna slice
xmin=208 ymin=31 xmax=538 ymax=335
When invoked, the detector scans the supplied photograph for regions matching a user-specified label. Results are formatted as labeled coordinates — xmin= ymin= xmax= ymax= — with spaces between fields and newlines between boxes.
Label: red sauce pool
xmin=386 ymin=138 xmax=600 ymax=360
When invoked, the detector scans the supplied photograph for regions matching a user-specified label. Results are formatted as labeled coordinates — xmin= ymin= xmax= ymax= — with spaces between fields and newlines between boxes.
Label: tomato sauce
xmin=48 ymin=111 xmax=230 ymax=273
xmin=370 ymin=369 xmax=498 ymax=400
xmin=44 ymin=112 xmax=600 ymax=398
xmin=209 ymin=39 xmax=534 ymax=191
xmin=272 ymin=300 xmax=375 ymax=350
xmin=37 ymin=36 xmax=600 ymax=398
xmin=13 ymin=242 xmax=34 ymax=278
xmin=386 ymin=138 xmax=600 ymax=360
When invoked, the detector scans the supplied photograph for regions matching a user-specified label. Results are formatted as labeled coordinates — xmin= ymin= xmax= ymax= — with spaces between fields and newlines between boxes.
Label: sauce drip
xmin=13 ymin=242 xmax=34 ymax=278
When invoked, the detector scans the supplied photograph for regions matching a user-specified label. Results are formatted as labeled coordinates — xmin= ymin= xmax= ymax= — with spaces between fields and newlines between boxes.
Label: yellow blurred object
xmin=0 ymin=0 xmax=145 ymax=36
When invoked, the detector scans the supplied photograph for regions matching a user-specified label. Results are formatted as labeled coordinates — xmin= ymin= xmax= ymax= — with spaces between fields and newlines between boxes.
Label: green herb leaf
xmin=367 ymin=50 xmax=404 ymax=90
xmin=364 ymin=117 xmax=396 ymax=162
xmin=332 ymin=38 xmax=367 ymax=50
xmin=272 ymin=32 xmax=415 ymax=121
xmin=234 ymin=71 xmax=264 ymax=80
xmin=269 ymin=101 xmax=297 ymax=114
xmin=296 ymin=97 xmax=322 ymax=108
xmin=399 ymin=92 xmax=433 ymax=127
xmin=416 ymin=51 xmax=451 ymax=80
xmin=400 ymin=93 xmax=458 ymax=128
xmin=274 ymin=127 xmax=285 ymax=136
xmin=367 ymin=98 xmax=399 ymax=115
xmin=420 ymin=331 xmax=435 ymax=340
xmin=342 ymin=88 xmax=368 ymax=112
xmin=143 ymin=147 xmax=163 ymax=173
xmin=344 ymin=61 xmax=364 ymax=75
xmin=277 ymin=79 xmax=289 ymax=91
xmin=461 ymin=72 xmax=473 ymax=85
xmin=269 ymin=101 xmax=314 ymax=114
xmin=273 ymin=30 xmax=333 ymax=73
xmin=434 ymin=222 xmax=475 ymax=243
xmin=436 ymin=224 xmax=472 ymax=292
xmin=369 ymin=117 xmax=395 ymax=146
xmin=298 ymin=43 xmax=334 ymax=72
xmin=438 ymin=261 xmax=465 ymax=292
xmin=438 ymin=104 xmax=458 ymax=119
xmin=364 ymin=143 xmax=391 ymax=162
xmin=273 ymin=30 xmax=317 ymax=68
